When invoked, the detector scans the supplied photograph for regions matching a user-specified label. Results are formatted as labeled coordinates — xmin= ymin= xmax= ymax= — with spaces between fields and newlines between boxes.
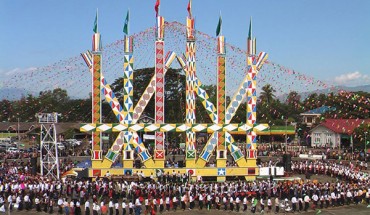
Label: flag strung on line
xmin=123 ymin=10 xmax=129 ymax=35
xmin=187 ymin=0 xmax=192 ymax=18
xmin=93 ymin=9 xmax=98 ymax=33
xmin=216 ymin=15 xmax=222 ymax=37
xmin=155 ymin=0 xmax=160 ymax=17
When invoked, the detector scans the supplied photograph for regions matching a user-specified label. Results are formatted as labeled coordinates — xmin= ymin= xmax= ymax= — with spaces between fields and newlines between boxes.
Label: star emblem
xmin=218 ymin=168 xmax=226 ymax=176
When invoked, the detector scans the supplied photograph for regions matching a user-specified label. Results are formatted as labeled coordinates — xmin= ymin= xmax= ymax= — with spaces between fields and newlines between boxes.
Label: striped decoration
xmin=247 ymin=56 xmax=258 ymax=154
xmin=124 ymin=35 xmax=133 ymax=53
xmin=92 ymin=33 xmax=101 ymax=52
xmin=217 ymin=36 xmax=226 ymax=55
xmin=186 ymin=17 xmax=195 ymax=40
xmin=155 ymin=40 xmax=165 ymax=159
xmin=156 ymin=16 xmax=165 ymax=39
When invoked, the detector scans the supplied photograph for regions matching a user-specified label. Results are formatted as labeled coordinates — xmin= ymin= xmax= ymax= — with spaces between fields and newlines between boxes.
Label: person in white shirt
xmin=304 ymin=195 xmax=310 ymax=211
xmin=312 ymin=193 xmax=318 ymax=209
xmin=24 ymin=194 xmax=30 ymax=210
xmin=159 ymin=197 xmax=164 ymax=213
xmin=199 ymin=193 xmax=204 ymax=210
xmin=93 ymin=202 xmax=100 ymax=215
xmin=275 ymin=197 xmax=280 ymax=213
xmin=85 ymin=201 xmax=90 ymax=215
xmin=291 ymin=196 xmax=297 ymax=212
xmin=229 ymin=195 xmax=234 ymax=211
xmin=267 ymin=197 xmax=272 ymax=213
xmin=235 ymin=195 xmax=241 ymax=212
xmin=128 ymin=201 xmax=134 ymax=215
xmin=35 ymin=196 xmax=41 ymax=212
xmin=243 ymin=196 xmax=248 ymax=212
xmin=189 ymin=194 xmax=195 ymax=210
xmin=173 ymin=195 xmax=178 ymax=211
xmin=109 ymin=199 xmax=114 ymax=215
xmin=121 ymin=201 xmax=127 ymax=215
xmin=331 ymin=191 xmax=336 ymax=206
xmin=260 ymin=197 xmax=265 ymax=213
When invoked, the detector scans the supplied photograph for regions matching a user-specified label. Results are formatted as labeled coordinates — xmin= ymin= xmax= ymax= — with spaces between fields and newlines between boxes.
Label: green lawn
xmin=0 ymin=133 xmax=17 ymax=138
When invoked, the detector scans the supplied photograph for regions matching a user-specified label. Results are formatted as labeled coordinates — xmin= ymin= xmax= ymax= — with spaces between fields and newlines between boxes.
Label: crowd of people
xmin=0 ymin=157 xmax=369 ymax=215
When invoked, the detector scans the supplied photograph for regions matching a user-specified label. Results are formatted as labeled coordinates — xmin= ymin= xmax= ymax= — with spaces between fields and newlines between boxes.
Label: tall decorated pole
xmin=216 ymin=14 xmax=227 ymax=181
xmin=122 ymin=9 xmax=135 ymax=167
xmin=185 ymin=0 xmax=197 ymax=167
xmin=246 ymin=18 xmax=259 ymax=159
xmin=154 ymin=0 xmax=166 ymax=165
xmin=91 ymin=9 xmax=103 ymax=162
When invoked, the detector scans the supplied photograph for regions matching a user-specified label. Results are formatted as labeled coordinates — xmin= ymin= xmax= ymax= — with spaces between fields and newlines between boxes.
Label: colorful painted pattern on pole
xmin=186 ymin=41 xmax=196 ymax=159
xmin=177 ymin=56 xmax=218 ymax=123
xmin=217 ymin=36 xmax=226 ymax=151
xmin=123 ymin=36 xmax=134 ymax=152
xmin=82 ymin=51 xmax=148 ymax=163
xmin=132 ymin=52 xmax=176 ymax=122
xmin=92 ymin=53 xmax=102 ymax=160
xmin=155 ymin=40 xmax=165 ymax=160
xmin=247 ymin=56 xmax=257 ymax=155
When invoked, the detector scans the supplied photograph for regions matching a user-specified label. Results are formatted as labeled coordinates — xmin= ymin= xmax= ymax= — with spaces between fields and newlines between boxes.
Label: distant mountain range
xmin=0 ymin=88 xmax=33 ymax=100
xmin=1 ymin=84 xmax=369 ymax=101
xmin=277 ymin=84 xmax=370 ymax=102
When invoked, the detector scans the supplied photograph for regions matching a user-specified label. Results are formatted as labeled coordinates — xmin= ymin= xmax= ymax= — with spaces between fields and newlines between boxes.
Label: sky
xmin=1 ymin=0 xmax=370 ymax=87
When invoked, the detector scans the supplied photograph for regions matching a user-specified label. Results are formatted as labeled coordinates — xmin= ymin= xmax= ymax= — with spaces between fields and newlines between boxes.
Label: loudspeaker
xmin=31 ymin=157 xmax=37 ymax=175
xmin=178 ymin=160 xmax=184 ymax=168
xmin=256 ymin=158 xmax=261 ymax=165
xmin=284 ymin=154 xmax=292 ymax=172
xmin=135 ymin=160 xmax=142 ymax=169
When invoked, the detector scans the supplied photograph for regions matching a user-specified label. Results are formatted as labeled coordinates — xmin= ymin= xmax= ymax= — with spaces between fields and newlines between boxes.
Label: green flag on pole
xmin=123 ymin=10 xmax=130 ymax=35
xmin=216 ymin=15 xmax=222 ymax=36
xmin=248 ymin=18 xmax=252 ymax=40
xmin=93 ymin=10 xmax=98 ymax=33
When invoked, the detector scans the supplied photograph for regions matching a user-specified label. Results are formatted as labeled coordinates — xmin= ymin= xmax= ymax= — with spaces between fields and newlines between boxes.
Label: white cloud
xmin=334 ymin=71 xmax=369 ymax=85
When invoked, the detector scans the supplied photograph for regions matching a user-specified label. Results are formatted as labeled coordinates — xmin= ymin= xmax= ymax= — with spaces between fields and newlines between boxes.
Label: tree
xmin=259 ymin=84 xmax=276 ymax=104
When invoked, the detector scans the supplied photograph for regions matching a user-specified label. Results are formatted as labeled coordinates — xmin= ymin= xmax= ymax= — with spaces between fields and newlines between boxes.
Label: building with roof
xmin=309 ymin=119 xmax=370 ymax=148
xmin=300 ymin=106 xmax=336 ymax=128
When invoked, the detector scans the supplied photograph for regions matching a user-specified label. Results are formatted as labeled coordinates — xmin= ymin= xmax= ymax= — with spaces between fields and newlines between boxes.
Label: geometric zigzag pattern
xmin=186 ymin=41 xmax=196 ymax=153
xmin=217 ymin=55 xmax=226 ymax=150
xmin=92 ymin=54 xmax=102 ymax=153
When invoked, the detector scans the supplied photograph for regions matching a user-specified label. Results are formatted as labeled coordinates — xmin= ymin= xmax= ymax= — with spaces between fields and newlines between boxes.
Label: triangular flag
xmin=93 ymin=10 xmax=98 ymax=33
xmin=123 ymin=10 xmax=130 ymax=35
xmin=187 ymin=0 xmax=192 ymax=18
xmin=216 ymin=15 xmax=222 ymax=36
xmin=155 ymin=0 xmax=160 ymax=17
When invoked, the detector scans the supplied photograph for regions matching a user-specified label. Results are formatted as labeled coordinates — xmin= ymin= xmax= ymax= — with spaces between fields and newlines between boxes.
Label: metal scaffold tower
xmin=37 ymin=112 xmax=60 ymax=179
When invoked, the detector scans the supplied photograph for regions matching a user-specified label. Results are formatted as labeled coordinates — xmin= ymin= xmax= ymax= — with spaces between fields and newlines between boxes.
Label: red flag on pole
xmin=155 ymin=0 xmax=160 ymax=17
xmin=187 ymin=0 xmax=192 ymax=18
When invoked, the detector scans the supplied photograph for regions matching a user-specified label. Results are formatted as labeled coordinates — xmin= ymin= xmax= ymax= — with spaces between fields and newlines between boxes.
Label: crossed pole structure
xmin=81 ymin=5 xmax=268 ymax=181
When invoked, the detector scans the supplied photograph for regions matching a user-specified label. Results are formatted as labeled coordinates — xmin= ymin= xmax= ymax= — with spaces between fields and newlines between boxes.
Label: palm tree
xmin=260 ymin=84 xmax=276 ymax=104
